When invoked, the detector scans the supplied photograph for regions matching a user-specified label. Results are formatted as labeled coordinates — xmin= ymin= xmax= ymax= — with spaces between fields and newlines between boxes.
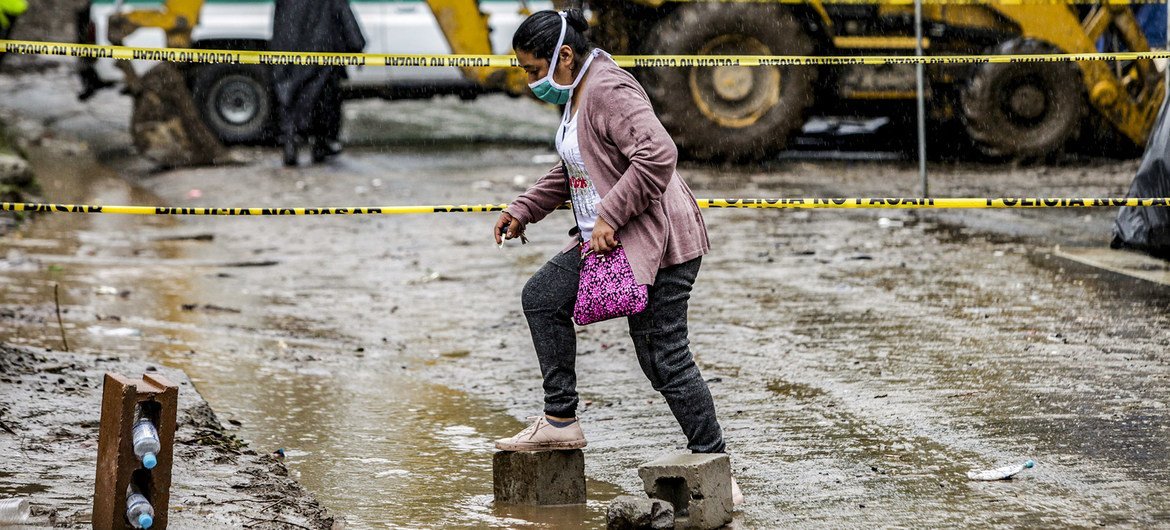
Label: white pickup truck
xmin=78 ymin=0 xmax=546 ymax=144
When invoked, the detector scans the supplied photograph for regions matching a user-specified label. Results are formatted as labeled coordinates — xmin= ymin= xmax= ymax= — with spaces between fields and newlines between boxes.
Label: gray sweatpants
xmin=521 ymin=249 xmax=726 ymax=453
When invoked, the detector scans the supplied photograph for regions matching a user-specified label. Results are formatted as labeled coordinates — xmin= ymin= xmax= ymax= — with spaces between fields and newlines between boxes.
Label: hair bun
xmin=564 ymin=9 xmax=589 ymax=34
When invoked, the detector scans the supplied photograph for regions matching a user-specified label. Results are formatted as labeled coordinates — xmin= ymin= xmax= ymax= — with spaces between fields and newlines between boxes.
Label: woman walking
xmin=492 ymin=9 xmax=740 ymax=504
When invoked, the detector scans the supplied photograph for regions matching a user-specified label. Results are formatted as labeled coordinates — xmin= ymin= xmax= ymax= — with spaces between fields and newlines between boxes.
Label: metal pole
xmin=915 ymin=0 xmax=928 ymax=198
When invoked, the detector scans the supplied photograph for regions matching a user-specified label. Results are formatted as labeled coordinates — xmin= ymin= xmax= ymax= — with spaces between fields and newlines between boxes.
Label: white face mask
xmin=527 ymin=13 xmax=600 ymax=105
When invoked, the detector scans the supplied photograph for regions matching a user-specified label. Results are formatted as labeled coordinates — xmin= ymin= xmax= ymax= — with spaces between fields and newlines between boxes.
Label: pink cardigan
xmin=506 ymin=54 xmax=710 ymax=286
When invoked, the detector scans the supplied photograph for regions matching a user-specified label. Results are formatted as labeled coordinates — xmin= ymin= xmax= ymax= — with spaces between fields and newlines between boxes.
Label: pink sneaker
xmin=494 ymin=416 xmax=587 ymax=451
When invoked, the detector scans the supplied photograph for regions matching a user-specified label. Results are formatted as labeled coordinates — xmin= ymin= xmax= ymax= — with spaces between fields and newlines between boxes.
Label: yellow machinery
xmin=587 ymin=0 xmax=1165 ymax=160
xmin=104 ymin=0 xmax=227 ymax=166
xmin=97 ymin=0 xmax=1165 ymax=161
xmin=101 ymin=0 xmax=530 ymax=96
xmin=95 ymin=0 xmax=529 ymax=162
xmin=425 ymin=0 xmax=531 ymax=95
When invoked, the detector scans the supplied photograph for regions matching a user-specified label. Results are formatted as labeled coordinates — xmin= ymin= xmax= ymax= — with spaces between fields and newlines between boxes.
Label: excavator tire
xmin=961 ymin=39 xmax=1085 ymax=160
xmin=640 ymin=4 xmax=817 ymax=161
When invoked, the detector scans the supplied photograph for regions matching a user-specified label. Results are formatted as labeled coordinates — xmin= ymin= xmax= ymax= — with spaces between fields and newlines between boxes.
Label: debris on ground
xmin=129 ymin=64 xmax=227 ymax=168
xmin=606 ymin=495 xmax=674 ymax=530
xmin=0 ymin=345 xmax=336 ymax=529
xmin=967 ymin=460 xmax=1035 ymax=481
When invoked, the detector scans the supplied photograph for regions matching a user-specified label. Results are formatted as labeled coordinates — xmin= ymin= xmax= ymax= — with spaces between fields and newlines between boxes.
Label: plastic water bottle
xmin=132 ymin=417 xmax=161 ymax=470
xmin=125 ymin=488 xmax=154 ymax=529
xmin=0 ymin=497 xmax=30 ymax=524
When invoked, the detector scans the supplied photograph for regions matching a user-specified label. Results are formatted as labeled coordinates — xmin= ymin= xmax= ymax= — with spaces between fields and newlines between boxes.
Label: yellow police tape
xmin=1 ymin=198 xmax=1167 ymax=216
xmin=4 ymin=39 xmax=1170 ymax=68
xmin=676 ymin=0 xmax=1167 ymax=3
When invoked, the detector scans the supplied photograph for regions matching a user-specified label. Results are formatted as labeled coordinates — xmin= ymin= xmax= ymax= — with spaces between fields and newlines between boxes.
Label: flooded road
xmin=0 ymin=145 xmax=624 ymax=527
xmin=1 ymin=66 xmax=1169 ymax=527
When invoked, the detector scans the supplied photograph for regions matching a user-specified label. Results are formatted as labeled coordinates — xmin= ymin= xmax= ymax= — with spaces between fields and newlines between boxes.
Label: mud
xmin=0 ymin=63 xmax=1168 ymax=527
xmin=0 ymin=345 xmax=335 ymax=529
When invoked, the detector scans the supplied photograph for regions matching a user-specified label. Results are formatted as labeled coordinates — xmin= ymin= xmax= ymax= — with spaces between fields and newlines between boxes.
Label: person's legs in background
xmin=0 ymin=15 xmax=17 ymax=69
xmin=310 ymin=71 xmax=344 ymax=163
xmin=278 ymin=108 xmax=298 ymax=167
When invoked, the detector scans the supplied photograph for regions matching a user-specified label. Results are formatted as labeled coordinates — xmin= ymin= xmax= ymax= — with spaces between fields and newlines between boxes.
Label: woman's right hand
xmin=494 ymin=211 xmax=524 ymax=245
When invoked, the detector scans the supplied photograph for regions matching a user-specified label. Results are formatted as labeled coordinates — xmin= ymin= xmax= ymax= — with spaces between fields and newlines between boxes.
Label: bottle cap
xmin=138 ymin=513 xmax=153 ymax=528
xmin=143 ymin=453 xmax=157 ymax=469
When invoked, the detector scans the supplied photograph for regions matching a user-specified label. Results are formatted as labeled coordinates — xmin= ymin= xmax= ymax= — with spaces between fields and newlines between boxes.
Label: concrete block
xmin=607 ymin=495 xmax=675 ymax=529
xmin=638 ymin=454 xmax=732 ymax=530
xmin=493 ymin=450 xmax=586 ymax=505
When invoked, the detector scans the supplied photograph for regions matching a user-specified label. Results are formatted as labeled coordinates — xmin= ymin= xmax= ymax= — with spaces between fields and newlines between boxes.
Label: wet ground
xmin=0 ymin=346 xmax=334 ymax=529
xmin=1 ymin=63 xmax=1169 ymax=528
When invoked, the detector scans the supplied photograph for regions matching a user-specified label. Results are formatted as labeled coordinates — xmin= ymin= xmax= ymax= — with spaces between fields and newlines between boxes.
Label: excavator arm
xmin=105 ymin=0 xmax=204 ymax=93
xmin=106 ymin=0 xmax=203 ymax=49
xmin=103 ymin=0 xmax=226 ymax=167
xmin=425 ymin=0 xmax=531 ymax=96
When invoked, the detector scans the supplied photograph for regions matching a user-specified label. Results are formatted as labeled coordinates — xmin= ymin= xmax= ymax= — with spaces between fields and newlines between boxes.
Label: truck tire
xmin=641 ymin=4 xmax=817 ymax=161
xmin=961 ymin=39 xmax=1084 ymax=160
xmin=191 ymin=63 xmax=276 ymax=144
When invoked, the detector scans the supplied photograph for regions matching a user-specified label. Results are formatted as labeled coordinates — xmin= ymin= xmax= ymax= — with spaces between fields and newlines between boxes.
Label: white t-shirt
xmin=556 ymin=110 xmax=603 ymax=243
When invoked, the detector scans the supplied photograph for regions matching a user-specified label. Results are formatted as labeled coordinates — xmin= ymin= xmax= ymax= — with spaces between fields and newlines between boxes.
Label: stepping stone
xmin=493 ymin=449 xmax=586 ymax=505
xmin=638 ymin=453 xmax=732 ymax=530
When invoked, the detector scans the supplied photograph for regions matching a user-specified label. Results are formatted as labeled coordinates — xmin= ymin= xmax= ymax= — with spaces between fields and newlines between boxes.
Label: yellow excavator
xmin=589 ymin=0 xmax=1165 ymax=160
xmin=95 ymin=0 xmax=1165 ymax=162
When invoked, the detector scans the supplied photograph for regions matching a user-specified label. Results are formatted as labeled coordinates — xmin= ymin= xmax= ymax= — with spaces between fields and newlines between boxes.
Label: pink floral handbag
xmin=573 ymin=240 xmax=648 ymax=326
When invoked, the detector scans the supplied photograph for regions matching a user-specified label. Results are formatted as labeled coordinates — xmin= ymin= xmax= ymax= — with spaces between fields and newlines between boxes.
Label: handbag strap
xmin=562 ymin=161 xmax=585 ymax=246
xmin=563 ymin=161 xmax=620 ymax=254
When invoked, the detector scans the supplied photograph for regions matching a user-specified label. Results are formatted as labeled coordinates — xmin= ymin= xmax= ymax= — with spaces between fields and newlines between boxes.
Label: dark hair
xmin=512 ymin=9 xmax=593 ymax=63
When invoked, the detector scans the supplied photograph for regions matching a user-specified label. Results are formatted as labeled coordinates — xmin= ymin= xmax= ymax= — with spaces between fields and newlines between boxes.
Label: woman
xmin=492 ymin=9 xmax=741 ymax=503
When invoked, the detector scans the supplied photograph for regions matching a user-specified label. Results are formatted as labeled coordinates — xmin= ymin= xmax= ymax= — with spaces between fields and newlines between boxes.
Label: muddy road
xmin=1 ymin=64 xmax=1168 ymax=528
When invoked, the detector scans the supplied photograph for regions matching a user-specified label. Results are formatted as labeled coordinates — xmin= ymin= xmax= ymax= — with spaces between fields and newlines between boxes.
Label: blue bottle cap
xmin=143 ymin=453 xmax=157 ymax=469
xmin=138 ymin=513 xmax=153 ymax=528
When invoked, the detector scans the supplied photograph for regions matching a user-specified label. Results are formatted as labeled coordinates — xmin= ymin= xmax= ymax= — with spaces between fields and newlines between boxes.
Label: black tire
xmin=640 ymin=4 xmax=818 ymax=161
xmin=961 ymin=39 xmax=1085 ymax=160
xmin=190 ymin=63 xmax=276 ymax=144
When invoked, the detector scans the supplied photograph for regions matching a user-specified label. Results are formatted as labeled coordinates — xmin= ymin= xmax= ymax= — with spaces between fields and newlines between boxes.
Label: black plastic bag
xmin=1113 ymin=95 xmax=1170 ymax=257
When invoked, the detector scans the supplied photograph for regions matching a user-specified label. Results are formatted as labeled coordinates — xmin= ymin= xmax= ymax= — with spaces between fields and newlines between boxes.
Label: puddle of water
xmin=180 ymin=356 xmax=617 ymax=529
xmin=0 ymin=148 xmax=623 ymax=528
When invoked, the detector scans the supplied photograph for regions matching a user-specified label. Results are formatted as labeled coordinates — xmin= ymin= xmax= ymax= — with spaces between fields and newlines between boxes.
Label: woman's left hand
xmin=591 ymin=217 xmax=618 ymax=254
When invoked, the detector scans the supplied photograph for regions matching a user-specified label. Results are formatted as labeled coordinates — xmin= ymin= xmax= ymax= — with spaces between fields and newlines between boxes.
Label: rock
xmin=0 ymin=153 xmax=31 ymax=186
xmin=607 ymin=495 xmax=674 ymax=530
xmin=129 ymin=63 xmax=227 ymax=168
